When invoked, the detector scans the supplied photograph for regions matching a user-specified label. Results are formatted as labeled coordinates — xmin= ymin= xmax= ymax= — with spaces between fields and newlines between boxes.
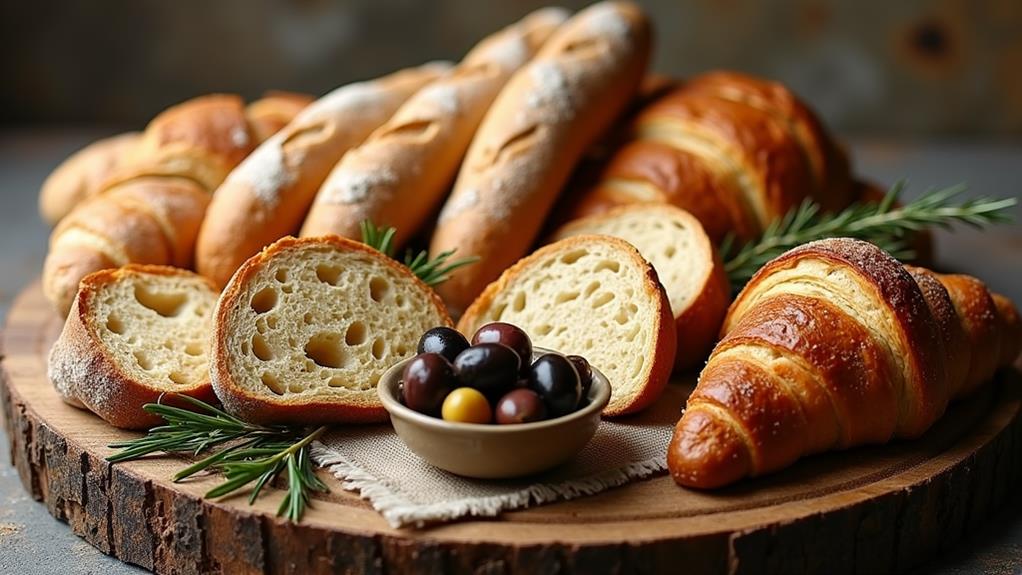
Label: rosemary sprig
xmin=107 ymin=394 xmax=328 ymax=522
xmin=360 ymin=220 xmax=478 ymax=286
xmin=722 ymin=182 xmax=1016 ymax=289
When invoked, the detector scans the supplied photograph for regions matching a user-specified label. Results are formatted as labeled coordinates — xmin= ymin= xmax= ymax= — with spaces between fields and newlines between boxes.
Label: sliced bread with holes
xmin=458 ymin=235 xmax=676 ymax=416
xmin=552 ymin=205 xmax=730 ymax=371
xmin=47 ymin=265 xmax=219 ymax=429
xmin=210 ymin=235 xmax=452 ymax=425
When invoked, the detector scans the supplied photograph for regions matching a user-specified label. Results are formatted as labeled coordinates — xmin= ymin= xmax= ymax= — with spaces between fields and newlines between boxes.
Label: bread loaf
xmin=430 ymin=1 xmax=652 ymax=314
xmin=300 ymin=8 xmax=568 ymax=246
xmin=668 ymin=238 xmax=1020 ymax=489
xmin=552 ymin=205 xmax=730 ymax=371
xmin=196 ymin=63 xmax=450 ymax=288
xmin=38 ymin=132 xmax=141 ymax=225
xmin=48 ymin=265 xmax=218 ymax=429
xmin=209 ymin=235 xmax=452 ymax=425
xmin=245 ymin=91 xmax=315 ymax=143
xmin=562 ymin=71 xmax=853 ymax=243
xmin=459 ymin=235 xmax=675 ymax=416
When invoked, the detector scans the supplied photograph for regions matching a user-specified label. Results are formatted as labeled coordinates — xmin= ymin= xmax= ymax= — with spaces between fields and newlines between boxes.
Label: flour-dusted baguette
xmin=552 ymin=205 xmax=730 ymax=371
xmin=210 ymin=235 xmax=452 ymax=425
xmin=42 ymin=95 xmax=259 ymax=315
xmin=459 ymin=235 xmax=675 ymax=416
xmin=430 ymin=1 xmax=652 ymax=314
xmin=668 ymin=238 xmax=1021 ymax=489
xmin=196 ymin=63 xmax=450 ymax=289
xmin=300 ymin=8 xmax=569 ymax=247
xmin=245 ymin=91 xmax=315 ymax=143
xmin=39 ymin=132 xmax=141 ymax=226
xmin=48 ymin=265 xmax=218 ymax=429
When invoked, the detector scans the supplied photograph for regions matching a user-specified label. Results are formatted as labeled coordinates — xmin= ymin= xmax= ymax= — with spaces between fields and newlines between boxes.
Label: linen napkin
xmin=310 ymin=382 xmax=688 ymax=528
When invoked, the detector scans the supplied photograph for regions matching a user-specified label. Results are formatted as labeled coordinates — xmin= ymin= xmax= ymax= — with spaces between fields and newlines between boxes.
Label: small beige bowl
xmin=377 ymin=348 xmax=611 ymax=479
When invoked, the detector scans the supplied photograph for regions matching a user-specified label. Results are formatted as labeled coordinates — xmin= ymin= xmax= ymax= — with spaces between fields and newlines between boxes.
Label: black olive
xmin=471 ymin=322 xmax=533 ymax=372
xmin=453 ymin=343 xmax=520 ymax=397
xmin=566 ymin=355 xmax=594 ymax=402
xmin=401 ymin=353 xmax=456 ymax=415
xmin=528 ymin=353 xmax=581 ymax=417
xmin=495 ymin=388 xmax=548 ymax=424
xmin=417 ymin=326 xmax=470 ymax=363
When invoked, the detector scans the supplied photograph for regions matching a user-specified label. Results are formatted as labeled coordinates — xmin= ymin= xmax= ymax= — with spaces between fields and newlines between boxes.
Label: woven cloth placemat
xmin=310 ymin=383 xmax=688 ymax=528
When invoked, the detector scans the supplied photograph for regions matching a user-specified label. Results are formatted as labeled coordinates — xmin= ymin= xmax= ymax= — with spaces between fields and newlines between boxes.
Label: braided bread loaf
xmin=42 ymin=93 xmax=307 ymax=315
xmin=562 ymin=71 xmax=854 ymax=243
xmin=668 ymin=238 xmax=1021 ymax=489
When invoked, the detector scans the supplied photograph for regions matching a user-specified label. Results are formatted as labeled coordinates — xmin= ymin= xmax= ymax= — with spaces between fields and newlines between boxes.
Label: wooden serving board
xmin=3 ymin=281 xmax=1022 ymax=575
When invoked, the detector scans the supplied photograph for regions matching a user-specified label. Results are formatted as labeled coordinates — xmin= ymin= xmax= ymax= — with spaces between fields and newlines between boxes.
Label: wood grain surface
xmin=3 ymin=280 xmax=1022 ymax=574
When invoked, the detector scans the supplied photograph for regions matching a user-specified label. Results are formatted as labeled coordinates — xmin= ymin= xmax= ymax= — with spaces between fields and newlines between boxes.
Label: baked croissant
xmin=41 ymin=93 xmax=308 ymax=315
xmin=562 ymin=71 xmax=854 ymax=243
xmin=668 ymin=238 xmax=1021 ymax=489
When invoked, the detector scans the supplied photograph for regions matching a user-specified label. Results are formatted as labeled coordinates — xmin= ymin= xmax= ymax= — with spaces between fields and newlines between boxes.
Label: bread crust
xmin=905 ymin=266 xmax=971 ymax=399
xmin=196 ymin=63 xmax=450 ymax=289
xmin=458 ymin=234 xmax=675 ymax=417
xmin=48 ymin=265 xmax=218 ymax=430
xmin=209 ymin=235 xmax=453 ymax=425
xmin=935 ymin=273 xmax=1001 ymax=397
xmin=431 ymin=2 xmax=652 ymax=314
xmin=300 ymin=8 xmax=568 ymax=247
xmin=992 ymin=293 xmax=1022 ymax=367
xmin=38 ymin=132 xmax=141 ymax=226
xmin=245 ymin=91 xmax=314 ymax=143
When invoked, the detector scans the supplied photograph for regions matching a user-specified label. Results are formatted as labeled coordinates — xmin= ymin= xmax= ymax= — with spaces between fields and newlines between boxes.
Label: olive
xmin=566 ymin=355 xmax=594 ymax=401
xmin=471 ymin=322 xmax=533 ymax=371
xmin=495 ymin=388 xmax=548 ymax=424
xmin=417 ymin=326 xmax=470 ymax=364
xmin=441 ymin=387 xmax=492 ymax=424
xmin=401 ymin=353 xmax=456 ymax=415
xmin=528 ymin=353 xmax=581 ymax=417
xmin=453 ymin=343 xmax=520 ymax=397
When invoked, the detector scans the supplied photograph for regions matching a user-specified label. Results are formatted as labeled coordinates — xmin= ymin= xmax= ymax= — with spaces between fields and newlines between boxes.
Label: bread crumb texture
xmin=221 ymin=243 xmax=446 ymax=403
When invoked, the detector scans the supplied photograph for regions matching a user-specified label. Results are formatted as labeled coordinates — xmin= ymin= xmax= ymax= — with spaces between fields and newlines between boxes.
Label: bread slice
xmin=47 ymin=265 xmax=218 ymax=429
xmin=458 ymin=235 xmax=676 ymax=416
xmin=552 ymin=205 xmax=730 ymax=371
xmin=210 ymin=235 xmax=452 ymax=425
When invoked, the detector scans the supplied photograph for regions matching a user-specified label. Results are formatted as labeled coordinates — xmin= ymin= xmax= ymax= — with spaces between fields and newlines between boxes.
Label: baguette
xmin=299 ymin=8 xmax=568 ymax=247
xmin=458 ymin=235 xmax=675 ymax=416
xmin=48 ymin=265 xmax=218 ymax=429
xmin=38 ymin=132 xmax=141 ymax=225
xmin=209 ymin=235 xmax=452 ymax=425
xmin=196 ymin=63 xmax=450 ymax=288
xmin=245 ymin=91 xmax=316 ymax=143
xmin=552 ymin=205 xmax=729 ymax=371
xmin=430 ymin=1 xmax=652 ymax=314
xmin=668 ymin=238 xmax=1021 ymax=489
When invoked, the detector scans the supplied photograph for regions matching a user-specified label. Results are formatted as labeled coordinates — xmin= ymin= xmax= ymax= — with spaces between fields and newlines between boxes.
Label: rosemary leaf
xmin=361 ymin=220 xmax=478 ymax=286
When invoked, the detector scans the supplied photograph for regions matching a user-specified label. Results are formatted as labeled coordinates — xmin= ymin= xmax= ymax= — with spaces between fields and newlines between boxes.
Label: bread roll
xmin=39 ymin=132 xmax=141 ymax=226
xmin=430 ymin=1 xmax=652 ymax=314
xmin=195 ymin=63 xmax=450 ymax=288
xmin=300 ymin=8 xmax=569 ymax=247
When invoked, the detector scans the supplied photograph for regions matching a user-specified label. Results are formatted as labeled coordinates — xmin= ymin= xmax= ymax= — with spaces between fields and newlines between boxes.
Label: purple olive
xmin=528 ymin=353 xmax=581 ymax=417
xmin=566 ymin=355 xmax=594 ymax=401
xmin=417 ymin=326 xmax=470 ymax=364
xmin=471 ymin=322 xmax=533 ymax=372
xmin=453 ymin=343 xmax=520 ymax=397
xmin=495 ymin=388 xmax=548 ymax=424
xmin=401 ymin=353 xmax=456 ymax=415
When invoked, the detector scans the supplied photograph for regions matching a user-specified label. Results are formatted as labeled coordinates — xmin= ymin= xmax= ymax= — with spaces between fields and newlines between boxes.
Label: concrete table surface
xmin=0 ymin=128 xmax=1020 ymax=574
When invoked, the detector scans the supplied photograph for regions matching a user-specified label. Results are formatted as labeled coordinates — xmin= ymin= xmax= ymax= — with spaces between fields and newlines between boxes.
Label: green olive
xmin=441 ymin=387 xmax=492 ymax=424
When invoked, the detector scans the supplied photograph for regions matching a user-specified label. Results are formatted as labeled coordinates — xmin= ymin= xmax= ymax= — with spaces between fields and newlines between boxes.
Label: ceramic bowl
xmin=377 ymin=348 xmax=611 ymax=479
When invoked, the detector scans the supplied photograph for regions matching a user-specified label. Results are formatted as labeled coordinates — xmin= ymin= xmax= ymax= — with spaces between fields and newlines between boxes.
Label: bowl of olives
xmin=377 ymin=323 xmax=611 ymax=479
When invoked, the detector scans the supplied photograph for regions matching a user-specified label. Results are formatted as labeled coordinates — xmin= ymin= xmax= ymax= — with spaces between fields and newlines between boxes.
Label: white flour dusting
xmin=585 ymin=4 xmax=632 ymax=42
xmin=320 ymin=167 xmax=398 ymax=205
xmin=525 ymin=61 xmax=575 ymax=123
xmin=415 ymin=83 xmax=460 ymax=115
xmin=438 ymin=187 xmax=479 ymax=223
xmin=230 ymin=125 xmax=250 ymax=148
xmin=228 ymin=134 xmax=295 ymax=207
xmin=299 ymin=82 xmax=381 ymax=123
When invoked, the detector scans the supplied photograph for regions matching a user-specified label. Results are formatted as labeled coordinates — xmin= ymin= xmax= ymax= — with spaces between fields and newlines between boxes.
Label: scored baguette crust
xmin=551 ymin=205 xmax=730 ymax=371
xmin=300 ymin=8 xmax=569 ymax=246
xmin=196 ymin=63 xmax=451 ymax=289
xmin=458 ymin=234 xmax=676 ymax=416
xmin=245 ymin=91 xmax=315 ymax=143
xmin=48 ymin=265 xmax=218 ymax=430
xmin=39 ymin=132 xmax=141 ymax=226
xmin=210 ymin=235 xmax=452 ymax=425
xmin=670 ymin=238 xmax=1019 ymax=490
xmin=431 ymin=1 xmax=652 ymax=314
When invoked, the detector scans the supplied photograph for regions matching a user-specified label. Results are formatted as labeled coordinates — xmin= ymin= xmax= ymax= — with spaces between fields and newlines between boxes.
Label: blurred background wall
xmin=2 ymin=0 xmax=1022 ymax=137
